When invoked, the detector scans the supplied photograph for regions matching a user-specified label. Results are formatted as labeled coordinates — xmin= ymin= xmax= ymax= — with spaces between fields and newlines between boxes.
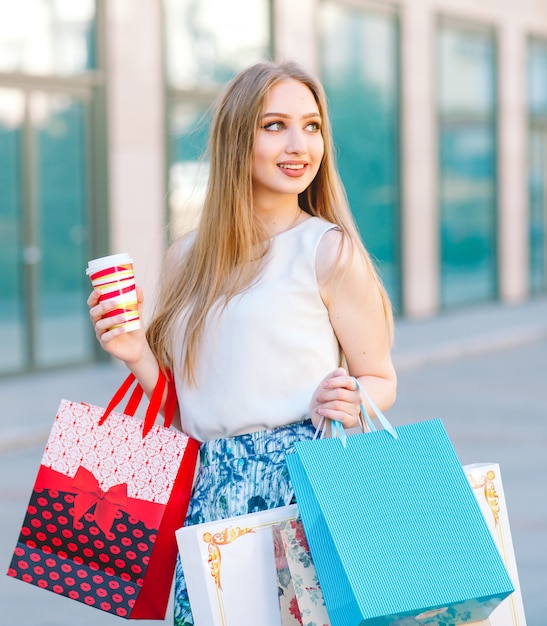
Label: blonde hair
xmin=147 ymin=61 xmax=393 ymax=383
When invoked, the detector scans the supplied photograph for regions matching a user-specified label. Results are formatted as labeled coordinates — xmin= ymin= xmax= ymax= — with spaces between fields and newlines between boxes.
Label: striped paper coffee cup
xmin=87 ymin=253 xmax=141 ymax=332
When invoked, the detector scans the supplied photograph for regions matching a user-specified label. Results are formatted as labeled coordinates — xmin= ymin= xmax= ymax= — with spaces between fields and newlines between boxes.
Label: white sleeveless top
xmin=173 ymin=217 xmax=341 ymax=442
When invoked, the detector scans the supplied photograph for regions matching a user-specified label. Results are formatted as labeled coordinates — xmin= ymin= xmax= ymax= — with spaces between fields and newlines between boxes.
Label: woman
xmin=88 ymin=60 xmax=396 ymax=625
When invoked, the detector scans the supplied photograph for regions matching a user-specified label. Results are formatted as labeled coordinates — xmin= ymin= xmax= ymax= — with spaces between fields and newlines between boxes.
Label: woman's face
xmin=251 ymin=78 xmax=324 ymax=207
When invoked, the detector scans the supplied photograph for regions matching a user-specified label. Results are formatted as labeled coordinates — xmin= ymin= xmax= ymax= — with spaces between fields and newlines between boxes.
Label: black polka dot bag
xmin=7 ymin=370 xmax=199 ymax=620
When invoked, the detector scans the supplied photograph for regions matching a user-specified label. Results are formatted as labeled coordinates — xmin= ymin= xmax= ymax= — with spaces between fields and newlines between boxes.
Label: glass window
xmin=32 ymin=93 xmax=92 ymax=366
xmin=165 ymin=0 xmax=270 ymax=90
xmin=0 ymin=89 xmax=25 ymax=373
xmin=320 ymin=3 xmax=401 ymax=311
xmin=0 ymin=0 xmax=96 ymax=75
xmin=528 ymin=39 xmax=547 ymax=294
xmin=438 ymin=23 xmax=497 ymax=308
xmin=439 ymin=28 xmax=495 ymax=116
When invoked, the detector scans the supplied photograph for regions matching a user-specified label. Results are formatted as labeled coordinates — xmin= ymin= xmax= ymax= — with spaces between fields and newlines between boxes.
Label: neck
xmin=260 ymin=206 xmax=305 ymax=238
xmin=253 ymin=193 xmax=307 ymax=237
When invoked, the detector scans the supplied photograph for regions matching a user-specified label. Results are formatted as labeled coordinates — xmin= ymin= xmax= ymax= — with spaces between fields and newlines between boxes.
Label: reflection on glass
xmin=168 ymin=102 xmax=211 ymax=238
xmin=528 ymin=129 xmax=546 ymax=293
xmin=439 ymin=27 xmax=495 ymax=116
xmin=0 ymin=0 xmax=96 ymax=75
xmin=0 ymin=89 xmax=25 ymax=373
xmin=438 ymin=25 xmax=496 ymax=308
xmin=165 ymin=0 xmax=270 ymax=88
xmin=528 ymin=39 xmax=547 ymax=116
xmin=440 ymin=124 xmax=496 ymax=305
xmin=321 ymin=3 xmax=400 ymax=311
xmin=32 ymin=92 xmax=92 ymax=366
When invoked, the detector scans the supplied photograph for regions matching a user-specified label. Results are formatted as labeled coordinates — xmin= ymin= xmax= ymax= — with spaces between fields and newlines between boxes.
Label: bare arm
xmin=309 ymin=229 xmax=397 ymax=429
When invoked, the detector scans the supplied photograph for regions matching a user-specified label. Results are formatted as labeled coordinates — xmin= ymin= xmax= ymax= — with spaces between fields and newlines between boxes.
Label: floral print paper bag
xmin=273 ymin=518 xmax=330 ymax=626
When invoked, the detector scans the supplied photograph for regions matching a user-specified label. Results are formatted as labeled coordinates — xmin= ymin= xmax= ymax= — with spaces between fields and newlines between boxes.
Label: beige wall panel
xmin=498 ymin=21 xmax=528 ymax=302
xmin=273 ymin=0 xmax=319 ymax=73
xmin=400 ymin=1 xmax=439 ymax=316
xmin=106 ymin=0 xmax=165 ymax=322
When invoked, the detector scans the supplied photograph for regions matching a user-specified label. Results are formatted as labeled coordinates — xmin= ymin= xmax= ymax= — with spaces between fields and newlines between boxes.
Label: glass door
xmin=0 ymin=88 xmax=94 ymax=373
xmin=0 ymin=89 xmax=25 ymax=372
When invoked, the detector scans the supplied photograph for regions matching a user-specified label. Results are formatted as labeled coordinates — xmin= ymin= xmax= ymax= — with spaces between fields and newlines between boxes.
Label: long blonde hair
xmin=147 ymin=61 xmax=393 ymax=384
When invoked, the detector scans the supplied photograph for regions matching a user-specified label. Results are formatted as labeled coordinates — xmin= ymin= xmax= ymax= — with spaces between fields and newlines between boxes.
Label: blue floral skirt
xmin=174 ymin=419 xmax=315 ymax=626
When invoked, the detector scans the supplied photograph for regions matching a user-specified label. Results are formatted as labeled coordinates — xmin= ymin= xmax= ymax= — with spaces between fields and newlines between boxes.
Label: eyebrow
xmin=261 ymin=112 xmax=321 ymax=119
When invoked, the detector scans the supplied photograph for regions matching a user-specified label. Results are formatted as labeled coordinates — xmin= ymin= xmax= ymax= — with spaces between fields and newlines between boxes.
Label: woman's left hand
xmin=309 ymin=367 xmax=362 ymax=429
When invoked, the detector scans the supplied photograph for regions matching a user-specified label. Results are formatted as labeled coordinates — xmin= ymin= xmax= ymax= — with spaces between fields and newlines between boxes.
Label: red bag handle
xmin=163 ymin=369 xmax=178 ymax=429
xmin=99 ymin=368 xmax=177 ymax=437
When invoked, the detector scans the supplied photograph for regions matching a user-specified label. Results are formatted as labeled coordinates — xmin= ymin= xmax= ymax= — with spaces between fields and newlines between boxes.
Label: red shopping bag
xmin=7 ymin=370 xmax=200 ymax=620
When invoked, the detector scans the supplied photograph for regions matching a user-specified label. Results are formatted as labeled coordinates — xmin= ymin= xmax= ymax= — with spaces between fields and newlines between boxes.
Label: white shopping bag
xmin=176 ymin=504 xmax=299 ymax=626
xmin=464 ymin=463 xmax=527 ymax=626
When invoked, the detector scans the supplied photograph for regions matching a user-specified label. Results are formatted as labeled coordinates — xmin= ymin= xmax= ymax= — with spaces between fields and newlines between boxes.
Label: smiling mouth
xmin=278 ymin=163 xmax=306 ymax=170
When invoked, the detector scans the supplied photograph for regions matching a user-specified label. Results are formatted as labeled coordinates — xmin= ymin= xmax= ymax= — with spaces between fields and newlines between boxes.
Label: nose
xmin=285 ymin=126 xmax=307 ymax=155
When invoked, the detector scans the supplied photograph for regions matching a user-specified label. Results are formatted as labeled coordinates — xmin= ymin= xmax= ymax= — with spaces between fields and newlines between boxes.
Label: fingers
xmin=88 ymin=286 xmax=145 ymax=328
xmin=87 ymin=290 xmax=132 ymax=341
xmin=86 ymin=289 xmax=100 ymax=308
xmin=89 ymin=294 xmax=115 ymax=326
xmin=321 ymin=369 xmax=357 ymax=395
xmin=315 ymin=403 xmax=361 ymax=428
xmin=135 ymin=285 xmax=144 ymax=308
xmin=86 ymin=287 xmax=147 ymax=366
xmin=313 ymin=368 xmax=362 ymax=428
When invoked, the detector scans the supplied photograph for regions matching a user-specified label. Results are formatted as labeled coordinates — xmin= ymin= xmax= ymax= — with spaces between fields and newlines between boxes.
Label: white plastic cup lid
xmin=86 ymin=253 xmax=134 ymax=275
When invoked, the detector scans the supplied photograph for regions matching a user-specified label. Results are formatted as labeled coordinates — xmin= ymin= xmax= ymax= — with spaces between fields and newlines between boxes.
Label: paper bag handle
xmin=352 ymin=377 xmax=397 ymax=439
xmin=99 ymin=368 xmax=178 ymax=437
xmin=315 ymin=377 xmax=398 ymax=446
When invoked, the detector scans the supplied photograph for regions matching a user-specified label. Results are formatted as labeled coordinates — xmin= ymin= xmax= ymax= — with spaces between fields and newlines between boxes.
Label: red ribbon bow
xmin=71 ymin=466 xmax=129 ymax=534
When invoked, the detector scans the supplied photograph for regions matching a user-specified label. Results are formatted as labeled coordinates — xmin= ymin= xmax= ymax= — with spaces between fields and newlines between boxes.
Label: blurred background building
xmin=0 ymin=0 xmax=546 ymax=376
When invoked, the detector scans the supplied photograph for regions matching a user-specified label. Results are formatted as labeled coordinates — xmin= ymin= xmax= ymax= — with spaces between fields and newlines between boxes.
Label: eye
xmin=262 ymin=121 xmax=284 ymax=131
xmin=305 ymin=121 xmax=321 ymax=132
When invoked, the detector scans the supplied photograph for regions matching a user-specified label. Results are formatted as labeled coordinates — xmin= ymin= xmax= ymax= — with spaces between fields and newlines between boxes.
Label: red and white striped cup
xmin=86 ymin=253 xmax=141 ymax=332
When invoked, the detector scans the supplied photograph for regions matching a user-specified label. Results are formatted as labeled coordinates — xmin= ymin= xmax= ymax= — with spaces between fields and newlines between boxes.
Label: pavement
xmin=0 ymin=294 xmax=546 ymax=625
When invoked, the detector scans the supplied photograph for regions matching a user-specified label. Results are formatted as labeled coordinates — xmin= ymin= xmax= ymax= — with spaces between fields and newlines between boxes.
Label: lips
xmin=277 ymin=162 xmax=308 ymax=177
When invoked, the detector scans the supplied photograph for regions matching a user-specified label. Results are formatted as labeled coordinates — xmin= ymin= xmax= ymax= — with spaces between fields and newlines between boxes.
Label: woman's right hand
xmin=87 ymin=287 xmax=148 ymax=366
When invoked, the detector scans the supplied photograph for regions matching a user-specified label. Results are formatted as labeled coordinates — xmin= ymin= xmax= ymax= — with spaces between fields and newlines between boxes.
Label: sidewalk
xmin=392 ymin=294 xmax=547 ymax=370
xmin=1 ymin=295 xmax=546 ymax=452
xmin=1 ymin=295 xmax=546 ymax=625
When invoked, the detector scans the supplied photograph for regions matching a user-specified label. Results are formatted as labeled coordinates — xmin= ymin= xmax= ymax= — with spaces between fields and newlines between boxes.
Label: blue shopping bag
xmin=286 ymin=414 xmax=514 ymax=626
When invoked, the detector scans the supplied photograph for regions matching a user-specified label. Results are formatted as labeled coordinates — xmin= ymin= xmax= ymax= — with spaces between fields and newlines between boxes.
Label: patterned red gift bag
xmin=7 ymin=370 xmax=200 ymax=620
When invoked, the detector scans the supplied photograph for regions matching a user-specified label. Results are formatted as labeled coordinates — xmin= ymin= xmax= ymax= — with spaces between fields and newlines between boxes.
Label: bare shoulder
xmin=316 ymin=229 xmax=370 ymax=300
xmin=316 ymin=227 xmax=344 ymax=280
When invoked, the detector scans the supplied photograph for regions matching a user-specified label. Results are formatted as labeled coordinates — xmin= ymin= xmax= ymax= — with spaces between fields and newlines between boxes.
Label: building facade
xmin=1 ymin=0 xmax=546 ymax=374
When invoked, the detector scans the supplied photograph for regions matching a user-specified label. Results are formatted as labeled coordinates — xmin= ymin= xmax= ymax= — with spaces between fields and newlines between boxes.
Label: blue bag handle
xmin=352 ymin=377 xmax=398 ymax=440
xmin=313 ymin=416 xmax=349 ymax=447
xmin=315 ymin=377 xmax=398 ymax=446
